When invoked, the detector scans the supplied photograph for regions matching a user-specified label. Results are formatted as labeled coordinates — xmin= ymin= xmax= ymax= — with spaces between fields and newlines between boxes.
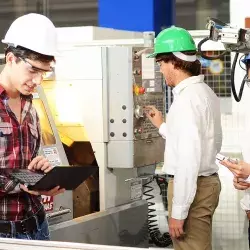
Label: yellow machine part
xmin=35 ymin=81 xmax=100 ymax=217
xmin=41 ymin=80 xmax=90 ymax=146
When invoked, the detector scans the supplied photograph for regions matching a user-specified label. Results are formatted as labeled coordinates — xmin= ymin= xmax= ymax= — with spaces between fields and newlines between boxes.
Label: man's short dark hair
xmin=4 ymin=46 xmax=54 ymax=63
xmin=156 ymin=51 xmax=201 ymax=76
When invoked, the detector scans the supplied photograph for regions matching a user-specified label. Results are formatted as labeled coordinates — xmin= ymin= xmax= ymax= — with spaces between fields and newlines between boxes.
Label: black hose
xmin=198 ymin=37 xmax=228 ymax=60
xmin=231 ymin=53 xmax=246 ymax=102
xmin=198 ymin=36 xmax=247 ymax=102
xmin=143 ymin=177 xmax=172 ymax=247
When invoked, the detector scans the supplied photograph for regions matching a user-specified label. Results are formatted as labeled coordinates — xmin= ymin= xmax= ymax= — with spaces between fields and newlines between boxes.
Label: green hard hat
xmin=147 ymin=26 xmax=196 ymax=58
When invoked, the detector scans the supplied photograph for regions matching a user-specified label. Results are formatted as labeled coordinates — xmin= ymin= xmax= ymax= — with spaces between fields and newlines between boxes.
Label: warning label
xmin=43 ymin=147 xmax=62 ymax=167
xmin=42 ymin=195 xmax=54 ymax=212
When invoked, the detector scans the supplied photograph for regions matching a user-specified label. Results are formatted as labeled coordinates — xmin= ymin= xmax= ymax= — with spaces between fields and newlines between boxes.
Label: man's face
xmin=7 ymin=53 xmax=52 ymax=95
xmin=156 ymin=60 xmax=175 ymax=87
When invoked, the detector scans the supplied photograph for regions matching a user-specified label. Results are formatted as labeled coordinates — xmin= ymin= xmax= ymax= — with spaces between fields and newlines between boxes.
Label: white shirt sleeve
xmin=159 ymin=122 xmax=167 ymax=139
xmin=240 ymin=189 xmax=250 ymax=211
xmin=171 ymin=99 xmax=202 ymax=220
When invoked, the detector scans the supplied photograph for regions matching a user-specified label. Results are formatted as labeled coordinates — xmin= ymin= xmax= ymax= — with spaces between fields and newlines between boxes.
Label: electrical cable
xmin=143 ymin=177 xmax=172 ymax=247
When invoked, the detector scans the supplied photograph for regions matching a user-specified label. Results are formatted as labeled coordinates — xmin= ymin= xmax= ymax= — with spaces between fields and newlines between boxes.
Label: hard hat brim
xmin=2 ymin=39 xmax=59 ymax=57
xmin=146 ymin=52 xmax=157 ymax=58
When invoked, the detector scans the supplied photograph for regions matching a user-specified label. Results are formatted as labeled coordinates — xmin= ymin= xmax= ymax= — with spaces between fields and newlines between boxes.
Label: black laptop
xmin=4 ymin=166 xmax=98 ymax=191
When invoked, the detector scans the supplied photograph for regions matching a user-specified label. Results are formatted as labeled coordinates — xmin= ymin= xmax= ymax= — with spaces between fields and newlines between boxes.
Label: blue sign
xmin=98 ymin=0 xmax=175 ymax=35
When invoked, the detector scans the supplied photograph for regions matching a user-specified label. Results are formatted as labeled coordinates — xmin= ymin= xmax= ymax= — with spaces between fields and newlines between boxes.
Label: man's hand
xmin=233 ymin=176 xmax=249 ymax=190
xmin=20 ymin=184 xmax=65 ymax=196
xmin=144 ymin=105 xmax=164 ymax=129
xmin=169 ymin=218 xmax=185 ymax=239
xmin=24 ymin=156 xmax=65 ymax=196
xmin=220 ymin=159 xmax=250 ymax=178
xmin=28 ymin=156 xmax=53 ymax=173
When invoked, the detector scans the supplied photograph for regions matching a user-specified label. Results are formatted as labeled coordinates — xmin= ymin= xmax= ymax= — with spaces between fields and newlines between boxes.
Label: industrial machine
xmin=0 ymin=29 xmax=170 ymax=248
xmin=198 ymin=17 xmax=250 ymax=102
xmin=44 ymin=43 xmax=167 ymax=246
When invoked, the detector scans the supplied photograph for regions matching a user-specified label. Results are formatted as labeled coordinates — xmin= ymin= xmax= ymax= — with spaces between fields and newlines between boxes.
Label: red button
xmin=139 ymin=87 xmax=145 ymax=94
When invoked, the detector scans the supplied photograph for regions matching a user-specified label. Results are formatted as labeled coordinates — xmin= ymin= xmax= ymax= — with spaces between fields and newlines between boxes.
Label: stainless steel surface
xmin=134 ymin=138 xmax=165 ymax=167
xmin=50 ymin=200 xmax=148 ymax=248
xmin=0 ymin=239 xmax=144 ymax=250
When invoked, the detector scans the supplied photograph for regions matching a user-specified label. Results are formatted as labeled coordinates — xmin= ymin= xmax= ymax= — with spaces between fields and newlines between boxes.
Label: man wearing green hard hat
xmin=145 ymin=26 xmax=222 ymax=250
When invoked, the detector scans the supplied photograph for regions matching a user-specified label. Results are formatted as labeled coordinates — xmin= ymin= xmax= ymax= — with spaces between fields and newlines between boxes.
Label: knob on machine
xmin=134 ymin=105 xmax=144 ymax=119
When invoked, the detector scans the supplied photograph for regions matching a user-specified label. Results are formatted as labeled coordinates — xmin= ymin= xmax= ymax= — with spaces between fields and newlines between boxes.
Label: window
xmin=176 ymin=0 xmax=229 ymax=30
xmin=198 ymin=51 xmax=231 ymax=97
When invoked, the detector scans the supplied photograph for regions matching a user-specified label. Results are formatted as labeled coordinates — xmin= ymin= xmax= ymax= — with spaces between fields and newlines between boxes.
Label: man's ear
xmin=5 ymin=52 xmax=16 ymax=65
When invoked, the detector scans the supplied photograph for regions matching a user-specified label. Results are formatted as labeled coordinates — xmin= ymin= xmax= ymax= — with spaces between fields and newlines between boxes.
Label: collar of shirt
xmin=172 ymin=75 xmax=205 ymax=97
xmin=0 ymin=84 xmax=33 ymax=101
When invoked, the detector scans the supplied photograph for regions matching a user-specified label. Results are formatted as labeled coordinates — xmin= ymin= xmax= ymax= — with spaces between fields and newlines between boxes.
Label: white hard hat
xmin=2 ymin=13 xmax=57 ymax=56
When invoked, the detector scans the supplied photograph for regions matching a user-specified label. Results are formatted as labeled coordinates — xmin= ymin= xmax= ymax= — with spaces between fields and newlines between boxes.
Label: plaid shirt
xmin=0 ymin=85 xmax=42 ymax=221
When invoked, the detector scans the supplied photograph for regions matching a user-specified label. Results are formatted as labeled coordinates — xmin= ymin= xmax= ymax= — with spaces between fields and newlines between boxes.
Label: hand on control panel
xmin=144 ymin=105 xmax=164 ymax=129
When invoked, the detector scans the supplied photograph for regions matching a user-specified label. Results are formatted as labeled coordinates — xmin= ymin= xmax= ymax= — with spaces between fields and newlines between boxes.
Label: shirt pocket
xmin=0 ymin=122 xmax=13 ymax=156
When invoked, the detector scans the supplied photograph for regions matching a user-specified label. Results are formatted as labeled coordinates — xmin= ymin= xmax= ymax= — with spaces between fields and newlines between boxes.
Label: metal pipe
xmin=46 ymin=208 xmax=71 ymax=219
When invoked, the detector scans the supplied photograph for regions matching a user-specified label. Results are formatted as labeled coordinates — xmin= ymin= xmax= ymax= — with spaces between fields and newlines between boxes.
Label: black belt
xmin=0 ymin=209 xmax=45 ymax=234
xmin=167 ymin=172 xmax=218 ymax=179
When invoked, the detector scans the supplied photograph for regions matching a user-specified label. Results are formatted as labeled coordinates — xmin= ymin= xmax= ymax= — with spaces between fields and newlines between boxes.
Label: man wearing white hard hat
xmin=0 ymin=13 xmax=64 ymax=240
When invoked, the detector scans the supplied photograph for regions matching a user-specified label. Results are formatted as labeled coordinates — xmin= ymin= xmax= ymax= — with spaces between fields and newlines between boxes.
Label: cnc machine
xmin=0 ymin=32 xmax=165 ymax=247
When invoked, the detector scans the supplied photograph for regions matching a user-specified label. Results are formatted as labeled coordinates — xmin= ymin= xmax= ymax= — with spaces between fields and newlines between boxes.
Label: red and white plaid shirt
xmin=0 ymin=85 xmax=42 ymax=221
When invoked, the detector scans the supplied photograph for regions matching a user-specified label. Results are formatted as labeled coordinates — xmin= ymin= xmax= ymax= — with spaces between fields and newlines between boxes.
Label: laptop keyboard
xmin=11 ymin=170 xmax=44 ymax=185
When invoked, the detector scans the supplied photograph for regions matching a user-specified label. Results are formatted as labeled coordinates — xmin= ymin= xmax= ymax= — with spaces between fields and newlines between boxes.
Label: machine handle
xmin=46 ymin=208 xmax=71 ymax=219
xmin=125 ymin=175 xmax=154 ymax=182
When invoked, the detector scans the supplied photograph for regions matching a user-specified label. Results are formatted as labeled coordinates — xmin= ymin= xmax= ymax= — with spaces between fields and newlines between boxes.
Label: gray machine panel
xmin=50 ymin=200 xmax=148 ymax=248
xmin=106 ymin=47 xmax=165 ymax=168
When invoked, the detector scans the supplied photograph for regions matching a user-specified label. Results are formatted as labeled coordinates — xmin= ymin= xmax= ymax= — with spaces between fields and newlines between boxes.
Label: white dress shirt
xmin=240 ymin=190 xmax=250 ymax=211
xmin=159 ymin=75 xmax=222 ymax=220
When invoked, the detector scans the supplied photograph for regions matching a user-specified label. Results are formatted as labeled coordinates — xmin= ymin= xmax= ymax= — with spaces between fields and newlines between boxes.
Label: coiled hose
xmin=143 ymin=176 xmax=172 ymax=247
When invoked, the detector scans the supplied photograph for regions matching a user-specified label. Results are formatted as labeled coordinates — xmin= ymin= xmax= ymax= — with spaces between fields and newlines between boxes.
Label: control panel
xmin=132 ymin=47 xmax=166 ymax=140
